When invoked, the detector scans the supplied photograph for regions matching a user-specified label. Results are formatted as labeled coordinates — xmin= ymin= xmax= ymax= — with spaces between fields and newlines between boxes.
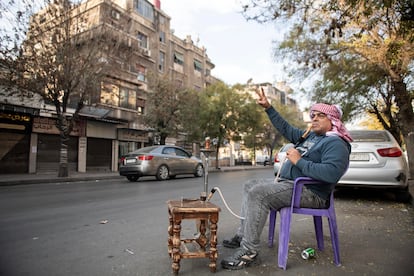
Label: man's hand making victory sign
xmin=255 ymin=87 xmax=271 ymax=109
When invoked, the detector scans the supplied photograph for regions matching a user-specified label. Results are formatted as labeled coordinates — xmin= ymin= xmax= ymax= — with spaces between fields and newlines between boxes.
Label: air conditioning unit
xmin=137 ymin=74 xmax=145 ymax=82
xmin=143 ymin=49 xmax=151 ymax=57
xmin=111 ymin=10 xmax=120 ymax=20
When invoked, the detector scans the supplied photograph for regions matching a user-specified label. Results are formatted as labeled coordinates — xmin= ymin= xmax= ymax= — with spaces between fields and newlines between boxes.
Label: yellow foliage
xmin=358 ymin=113 xmax=384 ymax=130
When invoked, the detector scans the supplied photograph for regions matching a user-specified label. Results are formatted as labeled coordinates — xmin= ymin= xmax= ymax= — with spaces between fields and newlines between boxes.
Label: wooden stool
xmin=167 ymin=199 xmax=221 ymax=275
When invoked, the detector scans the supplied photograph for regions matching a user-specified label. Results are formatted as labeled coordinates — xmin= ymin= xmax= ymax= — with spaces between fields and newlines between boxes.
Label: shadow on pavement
xmin=334 ymin=186 xmax=412 ymax=203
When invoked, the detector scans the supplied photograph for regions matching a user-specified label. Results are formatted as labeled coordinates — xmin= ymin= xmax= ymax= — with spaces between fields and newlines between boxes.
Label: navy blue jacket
xmin=266 ymin=106 xmax=351 ymax=200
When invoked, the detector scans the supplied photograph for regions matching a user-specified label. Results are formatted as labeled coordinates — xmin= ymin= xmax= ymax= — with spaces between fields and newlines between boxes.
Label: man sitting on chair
xmin=221 ymin=88 xmax=352 ymax=270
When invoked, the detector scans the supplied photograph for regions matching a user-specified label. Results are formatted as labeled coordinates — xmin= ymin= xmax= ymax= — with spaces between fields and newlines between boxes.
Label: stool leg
xmin=197 ymin=219 xmax=208 ymax=251
xmin=171 ymin=216 xmax=182 ymax=275
xmin=209 ymin=213 xmax=219 ymax=273
xmin=168 ymin=210 xmax=173 ymax=256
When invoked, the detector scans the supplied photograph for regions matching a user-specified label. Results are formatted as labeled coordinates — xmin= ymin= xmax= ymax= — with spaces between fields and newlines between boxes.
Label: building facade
xmin=0 ymin=0 xmax=217 ymax=174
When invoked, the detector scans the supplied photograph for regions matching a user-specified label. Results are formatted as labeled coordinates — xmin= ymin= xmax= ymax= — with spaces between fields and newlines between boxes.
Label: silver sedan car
xmin=119 ymin=145 xmax=204 ymax=181
xmin=338 ymin=130 xmax=409 ymax=191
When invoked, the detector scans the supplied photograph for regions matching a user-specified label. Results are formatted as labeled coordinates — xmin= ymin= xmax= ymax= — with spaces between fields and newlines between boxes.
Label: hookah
xmin=199 ymin=137 xmax=214 ymax=201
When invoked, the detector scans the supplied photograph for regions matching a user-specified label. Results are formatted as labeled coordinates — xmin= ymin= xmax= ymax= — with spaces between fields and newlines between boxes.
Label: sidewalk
xmin=0 ymin=165 xmax=270 ymax=186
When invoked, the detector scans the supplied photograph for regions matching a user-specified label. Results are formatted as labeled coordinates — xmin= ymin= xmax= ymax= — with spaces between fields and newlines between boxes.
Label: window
xmin=159 ymin=51 xmax=165 ymax=72
xmin=120 ymin=88 xmax=137 ymax=110
xmin=136 ymin=64 xmax=146 ymax=81
xmin=174 ymin=52 xmax=184 ymax=65
xmin=194 ymin=59 xmax=203 ymax=72
xmin=279 ymin=91 xmax=286 ymax=105
xmin=135 ymin=0 xmax=154 ymax=22
xmin=159 ymin=31 xmax=165 ymax=43
xmin=137 ymin=32 xmax=148 ymax=49
xmin=128 ymin=90 xmax=137 ymax=110
xmin=100 ymin=83 xmax=120 ymax=106
xmin=175 ymin=148 xmax=190 ymax=158
xmin=137 ymin=98 xmax=145 ymax=115
xmin=120 ymin=87 xmax=128 ymax=108
xmin=101 ymin=82 xmax=142 ymax=110
xmin=75 ymin=17 xmax=88 ymax=34
xmin=163 ymin=147 xmax=176 ymax=155
xmin=159 ymin=15 xmax=165 ymax=25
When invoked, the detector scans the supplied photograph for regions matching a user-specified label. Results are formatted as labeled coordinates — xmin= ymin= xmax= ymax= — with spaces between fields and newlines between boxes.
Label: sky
xmin=1 ymin=0 xmax=295 ymax=89
xmin=158 ymin=1 xmax=363 ymax=126
xmin=160 ymin=0 xmax=290 ymax=87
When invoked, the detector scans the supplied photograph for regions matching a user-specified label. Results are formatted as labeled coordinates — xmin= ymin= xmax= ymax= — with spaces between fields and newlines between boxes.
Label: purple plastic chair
xmin=268 ymin=177 xmax=341 ymax=269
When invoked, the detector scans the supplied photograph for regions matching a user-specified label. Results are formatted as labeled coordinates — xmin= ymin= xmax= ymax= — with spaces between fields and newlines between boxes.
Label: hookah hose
xmin=207 ymin=187 xmax=245 ymax=220
xmin=295 ymin=124 xmax=312 ymax=147
xmin=206 ymin=125 xmax=313 ymax=220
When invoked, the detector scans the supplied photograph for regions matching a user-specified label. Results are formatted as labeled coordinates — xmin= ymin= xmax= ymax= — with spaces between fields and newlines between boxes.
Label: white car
xmin=338 ymin=130 xmax=409 ymax=198
xmin=273 ymin=143 xmax=294 ymax=176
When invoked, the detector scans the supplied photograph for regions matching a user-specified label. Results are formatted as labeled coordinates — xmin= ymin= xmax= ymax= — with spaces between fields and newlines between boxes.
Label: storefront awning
xmin=79 ymin=106 xmax=111 ymax=118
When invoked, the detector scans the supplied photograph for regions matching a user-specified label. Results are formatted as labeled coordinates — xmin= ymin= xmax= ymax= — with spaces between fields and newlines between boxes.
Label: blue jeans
xmin=236 ymin=178 xmax=327 ymax=252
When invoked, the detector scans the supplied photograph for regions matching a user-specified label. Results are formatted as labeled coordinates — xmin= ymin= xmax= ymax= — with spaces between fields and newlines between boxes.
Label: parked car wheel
xmin=394 ymin=186 xmax=412 ymax=203
xmin=194 ymin=164 xmax=204 ymax=177
xmin=126 ymin=175 xmax=139 ymax=182
xmin=156 ymin=164 xmax=169 ymax=181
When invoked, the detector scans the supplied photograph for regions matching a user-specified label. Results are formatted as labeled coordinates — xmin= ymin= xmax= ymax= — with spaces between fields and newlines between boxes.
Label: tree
xmin=241 ymin=0 xmax=414 ymax=177
xmin=198 ymin=81 xmax=254 ymax=168
xmin=144 ymin=74 xmax=200 ymax=145
xmin=359 ymin=112 xmax=388 ymax=130
xmin=241 ymin=99 xmax=305 ymax=162
xmin=234 ymin=92 xmax=265 ymax=164
xmin=312 ymin=58 xmax=404 ymax=144
xmin=176 ymin=88 xmax=203 ymax=144
xmin=1 ymin=0 xmax=115 ymax=177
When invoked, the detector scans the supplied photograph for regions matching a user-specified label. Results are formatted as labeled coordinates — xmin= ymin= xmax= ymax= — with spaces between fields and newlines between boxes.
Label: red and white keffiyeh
xmin=310 ymin=103 xmax=353 ymax=142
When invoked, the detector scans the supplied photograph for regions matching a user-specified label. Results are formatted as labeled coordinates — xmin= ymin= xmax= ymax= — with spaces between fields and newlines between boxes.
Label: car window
xmin=350 ymin=131 xmax=390 ymax=142
xmin=280 ymin=143 xmax=294 ymax=152
xmin=134 ymin=146 xmax=158 ymax=154
xmin=163 ymin=147 xmax=176 ymax=155
xmin=175 ymin=148 xmax=190 ymax=158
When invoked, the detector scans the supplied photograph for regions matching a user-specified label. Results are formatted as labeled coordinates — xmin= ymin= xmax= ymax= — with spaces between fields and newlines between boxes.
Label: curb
xmin=0 ymin=175 xmax=124 ymax=186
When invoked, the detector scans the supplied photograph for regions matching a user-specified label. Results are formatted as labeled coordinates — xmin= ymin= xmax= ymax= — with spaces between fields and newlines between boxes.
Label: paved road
xmin=0 ymin=168 xmax=413 ymax=276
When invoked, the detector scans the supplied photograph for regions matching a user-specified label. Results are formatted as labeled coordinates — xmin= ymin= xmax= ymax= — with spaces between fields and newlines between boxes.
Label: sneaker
xmin=221 ymin=248 xmax=260 ymax=270
xmin=222 ymin=235 xmax=242 ymax=248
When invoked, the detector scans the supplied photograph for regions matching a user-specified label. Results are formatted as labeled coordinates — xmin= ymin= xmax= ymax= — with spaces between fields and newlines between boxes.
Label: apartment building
xmin=0 ymin=0 xmax=217 ymax=174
